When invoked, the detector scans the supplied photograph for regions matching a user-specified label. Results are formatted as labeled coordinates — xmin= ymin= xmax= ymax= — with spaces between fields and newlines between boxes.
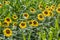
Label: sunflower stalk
xmin=28 ymin=32 xmax=31 ymax=40
xmin=48 ymin=31 xmax=53 ymax=40
xmin=22 ymin=32 xmax=26 ymax=40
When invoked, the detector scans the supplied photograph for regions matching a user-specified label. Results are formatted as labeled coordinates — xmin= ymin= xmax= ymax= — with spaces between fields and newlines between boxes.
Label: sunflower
xmin=4 ymin=1 xmax=10 ymax=5
xmin=49 ymin=12 xmax=54 ymax=17
xmin=2 ymin=21 xmax=10 ymax=27
xmin=13 ymin=22 xmax=17 ymax=26
xmin=56 ymin=7 xmax=60 ymax=13
xmin=43 ymin=10 xmax=50 ymax=17
xmin=45 ymin=5 xmax=50 ymax=10
xmin=38 ymin=4 xmax=43 ymax=10
xmin=4 ymin=17 xmax=12 ymax=23
xmin=30 ymin=7 xmax=36 ymax=13
xmin=32 ymin=20 xmax=38 ymax=27
xmin=12 ymin=15 xmax=18 ymax=20
xmin=23 ymin=13 xmax=29 ymax=19
xmin=28 ymin=20 xmax=33 ymax=26
xmin=51 ymin=4 xmax=56 ymax=11
xmin=19 ymin=22 xmax=26 ymax=29
xmin=0 ymin=4 xmax=2 ymax=8
xmin=37 ymin=14 xmax=44 ymax=21
xmin=3 ymin=28 xmax=12 ymax=37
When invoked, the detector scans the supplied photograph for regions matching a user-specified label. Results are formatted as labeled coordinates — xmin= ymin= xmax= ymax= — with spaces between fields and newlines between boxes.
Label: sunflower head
xmin=38 ymin=4 xmax=43 ymax=10
xmin=4 ymin=17 xmax=12 ymax=23
xmin=51 ymin=4 xmax=56 ymax=11
xmin=0 ymin=4 xmax=2 ymax=8
xmin=3 ymin=28 xmax=12 ymax=37
xmin=2 ymin=21 xmax=9 ymax=27
xmin=43 ymin=10 xmax=50 ymax=17
xmin=12 ymin=15 xmax=18 ymax=20
xmin=56 ymin=7 xmax=60 ymax=13
xmin=37 ymin=14 xmax=44 ymax=21
xmin=19 ymin=22 xmax=26 ymax=29
xmin=13 ymin=22 xmax=17 ymax=26
xmin=32 ymin=20 xmax=38 ymax=27
xmin=30 ymin=7 xmax=36 ymax=13
xmin=23 ymin=13 xmax=29 ymax=19
xmin=28 ymin=20 xmax=33 ymax=26
xmin=4 ymin=1 xmax=10 ymax=5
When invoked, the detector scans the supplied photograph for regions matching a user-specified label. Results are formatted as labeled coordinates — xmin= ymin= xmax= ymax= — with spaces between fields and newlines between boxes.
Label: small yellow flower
xmin=19 ymin=22 xmax=26 ymax=29
xmin=38 ymin=4 xmax=43 ymax=10
xmin=12 ymin=15 xmax=18 ymax=20
xmin=45 ymin=5 xmax=50 ymax=10
xmin=4 ymin=1 xmax=10 ymax=5
xmin=43 ymin=10 xmax=50 ymax=17
xmin=3 ymin=28 xmax=12 ymax=37
xmin=0 ymin=4 xmax=2 ymax=8
xmin=28 ymin=20 xmax=33 ymax=26
xmin=30 ymin=7 xmax=36 ymax=13
xmin=56 ymin=7 xmax=60 ymax=13
xmin=49 ymin=12 xmax=54 ymax=17
xmin=23 ymin=13 xmax=29 ymax=19
xmin=32 ymin=20 xmax=38 ymax=27
xmin=2 ymin=21 xmax=10 ymax=27
xmin=13 ymin=22 xmax=17 ymax=26
xmin=51 ymin=4 xmax=56 ymax=11
xmin=37 ymin=14 xmax=44 ymax=21
xmin=4 ymin=17 xmax=12 ymax=23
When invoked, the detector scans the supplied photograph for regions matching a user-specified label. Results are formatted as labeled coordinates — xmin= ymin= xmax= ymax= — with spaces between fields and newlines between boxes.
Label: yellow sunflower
xmin=28 ymin=20 xmax=33 ymax=26
xmin=43 ymin=10 xmax=50 ymax=17
xmin=3 ymin=28 xmax=12 ymax=37
xmin=23 ymin=13 xmax=29 ymax=19
xmin=12 ymin=15 xmax=18 ymax=20
xmin=4 ymin=17 xmax=12 ymax=23
xmin=19 ymin=22 xmax=26 ymax=29
xmin=30 ymin=7 xmax=36 ymax=13
xmin=32 ymin=20 xmax=38 ymax=27
xmin=56 ymin=7 xmax=60 ymax=13
xmin=37 ymin=14 xmax=44 ymax=21
xmin=13 ymin=22 xmax=17 ymax=26
xmin=4 ymin=1 xmax=10 ymax=5
xmin=51 ymin=4 xmax=56 ymax=11
xmin=45 ymin=5 xmax=50 ymax=10
xmin=0 ymin=4 xmax=3 ymax=8
xmin=2 ymin=21 xmax=10 ymax=27
xmin=49 ymin=12 xmax=54 ymax=17
xmin=38 ymin=4 xmax=43 ymax=10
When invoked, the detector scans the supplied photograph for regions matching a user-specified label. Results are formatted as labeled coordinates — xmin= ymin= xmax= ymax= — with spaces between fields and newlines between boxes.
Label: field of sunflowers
xmin=0 ymin=0 xmax=60 ymax=40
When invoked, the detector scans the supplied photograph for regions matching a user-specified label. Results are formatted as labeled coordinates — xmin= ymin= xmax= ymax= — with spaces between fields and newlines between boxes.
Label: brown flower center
xmin=58 ymin=8 xmax=60 ymax=11
xmin=6 ymin=18 xmax=10 ymax=22
xmin=21 ymin=23 xmax=25 ymax=26
xmin=39 ymin=15 xmax=43 ymax=18
xmin=24 ymin=14 xmax=27 ymax=17
xmin=29 ymin=21 xmax=32 ymax=24
xmin=6 ymin=30 xmax=10 ymax=34
xmin=44 ymin=11 xmax=48 ymax=14
xmin=33 ymin=21 xmax=37 ymax=24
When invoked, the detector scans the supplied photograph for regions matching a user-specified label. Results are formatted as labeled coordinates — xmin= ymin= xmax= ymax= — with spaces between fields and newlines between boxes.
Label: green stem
xmin=28 ymin=32 xmax=31 ymax=40
xmin=22 ymin=32 xmax=26 ymax=40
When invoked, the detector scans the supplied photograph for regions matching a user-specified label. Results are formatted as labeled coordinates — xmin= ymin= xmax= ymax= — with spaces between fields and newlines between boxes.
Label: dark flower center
xmin=39 ymin=15 xmax=43 ymax=18
xmin=6 ymin=18 xmax=10 ymax=21
xmin=21 ymin=23 xmax=25 ymax=26
xmin=24 ymin=14 xmax=27 ymax=17
xmin=6 ymin=30 xmax=10 ymax=34
xmin=44 ymin=11 xmax=48 ymax=14
xmin=29 ymin=21 xmax=32 ymax=24
xmin=58 ymin=8 xmax=60 ymax=11
xmin=33 ymin=21 xmax=37 ymax=24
